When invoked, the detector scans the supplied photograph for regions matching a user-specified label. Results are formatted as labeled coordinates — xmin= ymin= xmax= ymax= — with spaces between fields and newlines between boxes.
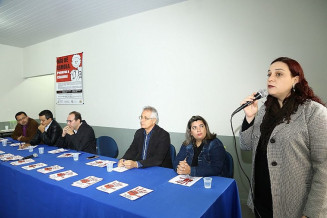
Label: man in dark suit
xmin=29 ymin=110 xmax=62 ymax=146
xmin=118 ymin=106 xmax=172 ymax=169
xmin=56 ymin=111 xmax=96 ymax=154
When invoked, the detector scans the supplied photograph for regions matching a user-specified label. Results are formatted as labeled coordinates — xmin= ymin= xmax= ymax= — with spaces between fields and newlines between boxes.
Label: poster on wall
xmin=56 ymin=52 xmax=84 ymax=104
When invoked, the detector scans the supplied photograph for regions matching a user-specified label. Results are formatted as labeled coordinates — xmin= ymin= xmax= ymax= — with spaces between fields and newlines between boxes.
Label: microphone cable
xmin=230 ymin=113 xmax=253 ymax=199
xmin=230 ymin=96 xmax=268 ymax=218
xmin=231 ymin=110 xmax=263 ymax=218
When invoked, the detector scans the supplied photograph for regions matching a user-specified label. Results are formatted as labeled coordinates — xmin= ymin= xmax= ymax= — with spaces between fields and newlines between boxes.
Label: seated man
xmin=29 ymin=110 xmax=62 ymax=146
xmin=56 ymin=111 xmax=96 ymax=154
xmin=11 ymin=111 xmax=38 ymax=143
xmin=118 ymin=106 xmax=172 ymax=169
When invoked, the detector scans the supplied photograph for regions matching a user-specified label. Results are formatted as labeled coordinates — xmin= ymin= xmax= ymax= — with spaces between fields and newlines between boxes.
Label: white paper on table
xmin=0 ymin=153 xmax=14 ymax=159
xmin=86 ymin=160 xmax=115 ymax=168
xmin=49 ymin=170 xmax=78 ymax=181
xmin=22 ymin=163 xmax=48 ymax=170
xmin=72 ymin=176 xmax=103 ymax=188
xmin=10 ymin=158 xmax=35 ymax=165
xmin=18 ymin=145 xmax=37 ymax=150
xmin=9 ymin=143 xmax=21 ymax=147
xmin=0 ymin=154 xmax=23 ymax=161
xmin=168 ymin=175 xmax=202 ymax=187
xmin=96 ymin=180 xmax=128 ymax=194
xmin=3 ymin=155 xmax=24 ymax=161
xmin=120 ymin=186 xmax=153 ymax=200
xmin=57 ymin=152 xmax=79 ymax=158
xmin=37 ymin=165 xmax=64 ymax=174
xmin=48 ymin=148 xmax=68 ymax=154
xmin=112 ymin=166 xmax=129 ymax=172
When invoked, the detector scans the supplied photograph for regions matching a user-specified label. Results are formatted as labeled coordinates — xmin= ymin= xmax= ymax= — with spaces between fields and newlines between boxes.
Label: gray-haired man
xmin=118 ymin=106 xmax=172 ymax=169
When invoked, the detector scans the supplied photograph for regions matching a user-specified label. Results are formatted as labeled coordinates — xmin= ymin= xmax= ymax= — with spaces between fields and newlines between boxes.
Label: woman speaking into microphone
xmin=239 ymin=57 xmax=327 ymax=218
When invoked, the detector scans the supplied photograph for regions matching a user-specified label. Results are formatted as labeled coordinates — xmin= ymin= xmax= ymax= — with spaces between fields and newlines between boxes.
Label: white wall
xmin=0 ymin=44 xmax=55 ymax=121
xmin=17 ymin=0 xmax=327 ymax=135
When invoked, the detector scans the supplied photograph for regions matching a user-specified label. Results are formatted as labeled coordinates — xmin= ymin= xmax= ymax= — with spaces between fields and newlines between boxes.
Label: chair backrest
xmin=96 ymin=136 xmax=119 ymax=158
xmin=226 ymin=151 xmax=234 ymax=178
xmin=170 ymin=144 xmax=176 ymax=165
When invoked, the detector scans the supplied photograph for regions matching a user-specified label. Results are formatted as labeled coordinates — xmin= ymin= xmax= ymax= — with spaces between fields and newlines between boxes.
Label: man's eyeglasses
xmin=138 ymin=116 xmax=155 ymax=121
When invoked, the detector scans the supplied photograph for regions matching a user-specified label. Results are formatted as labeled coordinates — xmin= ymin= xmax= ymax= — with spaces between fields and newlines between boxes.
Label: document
xmin=120 ymin=186 xmax=153 ymax=200
xmin=112 ymin=166 xmax=129 ymax=172
xmin=37 ymin=165 xmax=64 ymax=174
xmin=10 ymin=158 xmax=35 ymax=165
xmin=72 ymin=176 xmax=103 ymax=188
xmin=169 ymin=175 xmax=202 ymax=187
xmin=57 ymin=152 xmax=80 ymax=158
xmin=86 ymin=160 xmax=116 ymax=168
xmin=49 ymin=170 xmax=78 ymax=181
xmin=97 ymin=180 xmax=128 ymax=194
xmin=0 ymin=153 xmax=23 ymax=161
xmin=48 ymin=148 xmax=68 ymax=154
xmin=22 ymin=163 xmax=48 ymax=170
xmin=18 ymin=145 xmax=37 ymax=150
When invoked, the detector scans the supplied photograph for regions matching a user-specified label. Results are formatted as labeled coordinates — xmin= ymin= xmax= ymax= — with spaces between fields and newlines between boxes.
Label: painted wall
xmin=22 ymin=0 xmax=327 ymax=134
xmin=1 ymin=0 xmax=327 ymax=204
xmin=0 ymin=44 xmax=55 ymax=123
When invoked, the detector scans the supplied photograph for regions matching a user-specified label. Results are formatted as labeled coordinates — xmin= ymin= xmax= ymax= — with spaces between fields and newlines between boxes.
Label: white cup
xmin=38 ymin=147 xmax=44 ymax=154
xmin=203 ymin=177 xmax=212 ymax=189
xmin=5 ymin=126 xmax=8 ymax=130
xmin=2 ymin=139 xmax=8 ymax=146
xmin=29 ymin=146 xmax=33 ymax=152
xmin=107 ymin=162 xmax=114 ymax=172
xmin=73 ymin=153 xmax=79 ymax=161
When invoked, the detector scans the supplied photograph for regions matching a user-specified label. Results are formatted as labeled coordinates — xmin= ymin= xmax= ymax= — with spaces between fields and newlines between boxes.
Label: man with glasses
xmin=28 ymin=110 xmax=62 ymax=146
xmin=56 ymin=111 xmax=96 ymax=154
xmin=118 ymin=106 xmax=172 ymax=169
xmin=11 ymin=111 xmax=39 ymax=142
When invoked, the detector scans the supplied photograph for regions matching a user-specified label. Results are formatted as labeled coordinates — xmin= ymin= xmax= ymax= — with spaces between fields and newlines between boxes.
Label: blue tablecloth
xmin=0 ymin=138 xmax=241 ymax=218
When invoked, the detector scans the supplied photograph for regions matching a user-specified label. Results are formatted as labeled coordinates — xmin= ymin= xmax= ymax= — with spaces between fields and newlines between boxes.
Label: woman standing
xmin=240 ymin=57 xmax=327 ymax=218
xmin=173 ymin=115 xmax=229 ymax=177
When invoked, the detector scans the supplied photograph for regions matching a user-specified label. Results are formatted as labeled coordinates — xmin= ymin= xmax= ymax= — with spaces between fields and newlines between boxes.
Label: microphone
xmin=232 ymin=89 xmax=268 ymax=116
xmin=22 ymin=153 xmax=38 ymax=160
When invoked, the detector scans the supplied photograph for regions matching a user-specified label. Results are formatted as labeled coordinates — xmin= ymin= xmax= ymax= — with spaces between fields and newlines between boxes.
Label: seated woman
xmin=173 ymin=115 xmax=229 ymax=177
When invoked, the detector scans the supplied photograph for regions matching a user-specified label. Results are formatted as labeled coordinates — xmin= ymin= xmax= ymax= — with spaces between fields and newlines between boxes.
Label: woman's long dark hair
xmin=183 ymin=115 xmax=216 ymax=146
xmin=264 ymin=57 xmax=325 ymax=122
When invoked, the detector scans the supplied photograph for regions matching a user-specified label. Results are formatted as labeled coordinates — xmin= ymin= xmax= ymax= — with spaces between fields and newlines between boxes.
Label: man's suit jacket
xmin=11 ymin=118 xmax=39 ymax=142
xmin=122 ymin=124 xmax=172 ymax=168
xmin=56 ymin=120 xmax=96 ymax=154
xmin=30 ymin=119 xmax=62 ymax=146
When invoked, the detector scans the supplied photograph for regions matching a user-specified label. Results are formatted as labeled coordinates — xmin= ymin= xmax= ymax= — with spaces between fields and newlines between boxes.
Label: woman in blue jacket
xmin=173 ymin=116 xmax=229 ymax=177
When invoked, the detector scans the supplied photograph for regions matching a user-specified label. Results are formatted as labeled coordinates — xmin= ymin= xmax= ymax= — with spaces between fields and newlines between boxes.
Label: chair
xmin=225 ymin=151 xmax=234 ymax=178
xmin=170 ymin=144 xmax=176 ymax=165
xmin=96 ymin=136 xmax=119 ymax=158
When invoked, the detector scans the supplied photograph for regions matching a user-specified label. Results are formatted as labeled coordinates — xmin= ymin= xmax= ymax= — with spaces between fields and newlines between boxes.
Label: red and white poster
xmin=56 ymin=52 xmax=84 ymax=104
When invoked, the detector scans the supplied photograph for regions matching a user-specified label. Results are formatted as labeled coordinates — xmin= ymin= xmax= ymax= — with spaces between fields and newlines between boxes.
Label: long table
xmin=0 ymin=138 xmax=241 ymax=218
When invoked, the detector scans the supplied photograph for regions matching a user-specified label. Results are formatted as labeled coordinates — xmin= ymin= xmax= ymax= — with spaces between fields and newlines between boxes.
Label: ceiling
xmin=0 ymin=0 xmax=186 ymax=48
